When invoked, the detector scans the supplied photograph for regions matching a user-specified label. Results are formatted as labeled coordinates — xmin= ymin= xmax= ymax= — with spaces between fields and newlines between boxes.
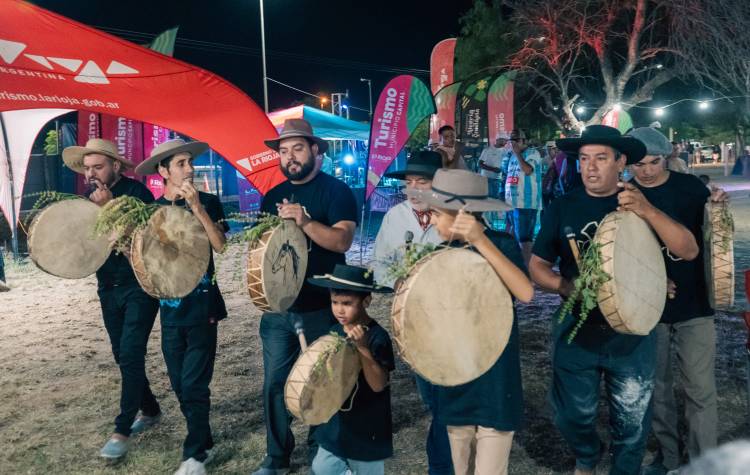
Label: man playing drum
xmin=253 ymin=119 xmax=358 ymax=475
xmin=61 ymin=138 xmax=160 ymax=461
xmin=371 ymin=150 xmax=451 ymax=475
xmin=135 ymin=139 xmax=228 ymax=475
xmin=529 ymin=126 xmax=699 ymax=475
xmin=627 ymin=127 xmax=727 ymax=474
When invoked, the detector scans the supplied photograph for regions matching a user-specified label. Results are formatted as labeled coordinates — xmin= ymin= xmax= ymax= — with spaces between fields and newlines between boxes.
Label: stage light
xmin=576 ymin=106 xmax=585 ymax=114
xmin=613 ymin=103 xmax=622 ymax=111
xmin=655 ymin=107 xmax=665 ymax=117
xmin=343 ymin=154 xmax=355 ymax=165
xmin=698 ymin=101 xmax=709 ymax=110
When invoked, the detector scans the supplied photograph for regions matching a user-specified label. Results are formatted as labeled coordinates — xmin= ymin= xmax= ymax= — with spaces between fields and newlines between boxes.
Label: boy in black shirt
xmin=136 ymin=139 xmax=228 ymax=475
xmin=529 ymin=126 xmax=698 ymax=475
xmin=62 ymin=138 xmax=160 ymax=461
xmin=307 ymin=264 xmax=394 ymax=475
xmin=254 ymin=119 xmax=358 ymax=475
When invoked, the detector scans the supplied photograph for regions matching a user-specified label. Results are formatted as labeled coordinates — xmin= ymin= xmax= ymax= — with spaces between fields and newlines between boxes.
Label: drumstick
xmin=563 ymin=226 xmax=581 ymax=268
xmin=293 ymin=318 xmax=308 ymax=352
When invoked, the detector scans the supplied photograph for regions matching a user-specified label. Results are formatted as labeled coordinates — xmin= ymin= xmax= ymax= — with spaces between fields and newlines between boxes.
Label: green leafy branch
xmin=311 ymin=332 xmax=348 ymax=380
xmin=228 ymin=212 xmax=283 ymax=246
xmin=93 ymin=196 xmax=159 ymax=252
xmin=558 ymin=242 xmax=610 ymax=343
xmin=718 ymin=204 xmax=734 ymax=253
xmin=386 ymin=243 xmax=439 ymax=283
xmin=23 ymin=191 xmax=82 ymax=228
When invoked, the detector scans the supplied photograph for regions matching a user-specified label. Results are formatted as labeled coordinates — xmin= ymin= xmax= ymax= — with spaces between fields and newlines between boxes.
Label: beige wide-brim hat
xmin=406 ymin=169 xmax=510 ymax=212
xmin=134 ymin=139 xmax=209 ymax=176
xmin=62 ymin=138 xmax=135 ymax=175
xmin=264 ymin=118 xmax=329 ymax=154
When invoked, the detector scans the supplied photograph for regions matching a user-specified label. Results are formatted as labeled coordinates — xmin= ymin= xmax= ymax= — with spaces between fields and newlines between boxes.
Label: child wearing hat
xmin=307 ymin=264 xmax=395 ymax=475
xmin=407 ymin=169 xmax=534 ymax=475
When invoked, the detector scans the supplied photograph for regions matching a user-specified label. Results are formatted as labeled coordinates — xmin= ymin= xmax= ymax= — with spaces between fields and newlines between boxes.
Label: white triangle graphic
xmin=24 ymin=54 xmax=53 ymax=69
xmin=74 ymin=60 xmax=109 ymax=84
xmin=0 ymin=39 xmax=27 ymax=64
xmin=106 ymin=60 xmax=138 ymax=75
xmin=48 ymin=57 xmax=83 ymax=72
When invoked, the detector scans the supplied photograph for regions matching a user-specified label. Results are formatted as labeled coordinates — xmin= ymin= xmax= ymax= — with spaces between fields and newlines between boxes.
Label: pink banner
xmin=429 ymin=82 xmax=461 ymax=143
xmin=429 ymin=38 xmax=457 ymax=143
xmin=366 ymin=76 xmax=416 ymax=199
xmin=487 ymin=74 xmax=514 ymax=141
xmin=75 ymin=112 xmax=100 ymax=194
xmin=142 ymin=123 xmax=170 ymax=198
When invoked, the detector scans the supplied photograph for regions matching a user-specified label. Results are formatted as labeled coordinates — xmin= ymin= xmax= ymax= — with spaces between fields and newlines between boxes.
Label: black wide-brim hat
xmin=556 ymin=125 xmax=647 ymax=164
xmin=384 ymin=150 xmax=443 ymax=180
xmin=308 ymin=264 xmax=392 ymax=293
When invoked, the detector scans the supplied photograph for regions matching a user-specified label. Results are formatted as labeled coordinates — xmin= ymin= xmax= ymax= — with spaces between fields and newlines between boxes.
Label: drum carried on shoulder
xmin=703 ymin=201 xmax=735 ymax=310
xmin=28 ymin=199 xmax=111 ymax=279
xmin=391 ymin=247 xmax=514 ymax=386
xmin=595 ymin=211 xmax=666 ymax=335
xmin=130 ymin=205 xmax=211 ymax=299
xmin=284 ymin=333 xmax=361 ymax=425
xmin=246 ymin=218 xmax=308 ymax=312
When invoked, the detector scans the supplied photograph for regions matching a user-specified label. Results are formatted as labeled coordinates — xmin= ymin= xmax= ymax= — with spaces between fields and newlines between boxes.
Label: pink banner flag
xmin=487 ymin=73 xmax=515 ymax=141
xmin=429 ymin=38 xmax=457 ymax=143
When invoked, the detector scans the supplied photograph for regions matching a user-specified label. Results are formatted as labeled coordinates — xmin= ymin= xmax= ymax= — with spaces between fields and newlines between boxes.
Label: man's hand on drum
xmin=449 ymin=209 xmax=485 ymax=243
xmin=617 ymin=182 xmax=656 ymax=218
xmin=276 ymin=199 xmax=311 ymax=227
xmin=89 ymin=180 xmax=113 ymax=206
xmin=667 ymin=278 xmax=677 ymax=299
xmin=344 ymin=324 xmax=369 ymax=350
xmin=178 ymin=181 xmax=201 ymax=210
xmin=710 ymin=186 xmax=729 ymax=203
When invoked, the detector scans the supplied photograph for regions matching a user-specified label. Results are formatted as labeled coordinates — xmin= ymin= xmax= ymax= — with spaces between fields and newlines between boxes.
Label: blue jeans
xmin=509 ymin=208 xmax=537 ymax=243
xmin=550 ymin=316 xmax=656 ymax=475
xmin=415 ymin=376 xmax=454 ymax=475
xmin=0 ymin=249 xmax=5 ymax=282
xmin=259 ymin=309 xmax=337 ymax=469
xmin=312 ymin=446 xmax=384 ymax=475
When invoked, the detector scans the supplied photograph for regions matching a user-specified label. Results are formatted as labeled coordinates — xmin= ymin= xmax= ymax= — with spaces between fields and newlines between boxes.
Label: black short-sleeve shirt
xmin=84 ymin=175 xmax=154 ymax=288
xmin=155 ymin=191 xmax=228 ymax=326
xmin=532 ymin=187 xmax=620 ymax=328
xmin=314 ymin=320 xmax=395 ymax=462
xmin=633 ymin=172 xmax=712 ymax=322
xmin=434 ymin=230 xmax=525 ymax=431
xmin=260 ymin=172 xmax=358 ymax=312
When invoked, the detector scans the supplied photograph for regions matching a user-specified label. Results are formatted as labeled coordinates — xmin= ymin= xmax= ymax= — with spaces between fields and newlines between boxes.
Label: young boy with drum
xmin=406 ymin=169 xmax=534 ymax=475
xmin=135 ymin=139 xmax=228 ymax=475
xmin=306 ymin=264 xmax=395 ymax=475
xmin=529 ymin=126 xmax=698 ymax=475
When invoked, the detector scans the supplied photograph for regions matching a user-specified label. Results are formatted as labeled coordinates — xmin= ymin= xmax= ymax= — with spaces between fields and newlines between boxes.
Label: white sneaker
xmin=174 ymin=458 xmax=207 ymax=475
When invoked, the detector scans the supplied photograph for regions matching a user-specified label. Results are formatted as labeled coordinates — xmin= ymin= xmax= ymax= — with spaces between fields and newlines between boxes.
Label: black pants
xmin=162 ymin=322 xmax=218 ymax=462
xmin=98 ymin=283 xmax=160 ymax=437
xmin=259 ymin=309 xmax=336 ymax=469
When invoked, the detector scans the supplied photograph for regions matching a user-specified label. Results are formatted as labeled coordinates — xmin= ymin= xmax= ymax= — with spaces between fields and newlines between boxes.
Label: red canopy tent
xmin=0 ymin=0 xmax=283 ymax=212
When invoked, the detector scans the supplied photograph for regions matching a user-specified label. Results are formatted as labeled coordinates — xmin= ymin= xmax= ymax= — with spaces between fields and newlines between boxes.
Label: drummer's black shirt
xmin=260 ymin=172 xmax=358 ymax=312
xmin=314 ymin=319 xmax=395 ymax=461
xmin=156 ymin=192 xmax=229 ymax=326
xmin=533 ymin=187 xmax=620 ymax=329
xmin=84 ymin=175 xmax=154 ymax=288
xmin=632 ymin=172 xmax=712 ymax=322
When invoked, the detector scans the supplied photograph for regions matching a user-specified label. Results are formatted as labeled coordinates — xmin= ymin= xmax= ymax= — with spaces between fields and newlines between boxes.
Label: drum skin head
xmin=391 ymin=248 xmax=513 ymax=386
xmin=596 ymin=211 xmax=666 ymax=335
xmin=29 ymin=199 xmax=110 ymax=279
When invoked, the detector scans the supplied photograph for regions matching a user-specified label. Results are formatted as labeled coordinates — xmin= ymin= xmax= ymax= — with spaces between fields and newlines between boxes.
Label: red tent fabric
xmin=0 ymin=0 xmax=284 ymax=194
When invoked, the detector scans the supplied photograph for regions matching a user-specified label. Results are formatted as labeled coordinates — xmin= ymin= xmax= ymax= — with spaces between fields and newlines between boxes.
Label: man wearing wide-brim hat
xmin=253 ymin=118 xmax=359 ymax=475
xmin=372 ymin=150 xmax=454 ymax=474
xmin=136 ymin=138 xmax=229 ymax=475
xmin=62 ymin=138 xmax=162 ymax=461
xmin=528 ymin=125 xmax=699 ymax=475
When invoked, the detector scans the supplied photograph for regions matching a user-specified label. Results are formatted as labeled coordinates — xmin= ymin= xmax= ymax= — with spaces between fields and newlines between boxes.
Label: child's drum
xmin=246 ymin=220 xmax=308 ymax=312
xmin=284 ymin=334 xmax=361 ymax=425
xmin=28 ymin=199 xmax=111 ymax=279
xmin=595 ymin=211 xmax=666 ymax=335
xmin=391 ymin=247 xmax=513 ymax=386
xmin=130 ymin=206 xmax=210 ymax=299
xmin=703 ymin=201 xmax=734 ymax=310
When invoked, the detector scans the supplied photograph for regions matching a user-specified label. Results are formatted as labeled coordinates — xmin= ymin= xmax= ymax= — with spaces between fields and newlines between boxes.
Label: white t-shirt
xmin=478 ymin=146 xmax=505 ymax=179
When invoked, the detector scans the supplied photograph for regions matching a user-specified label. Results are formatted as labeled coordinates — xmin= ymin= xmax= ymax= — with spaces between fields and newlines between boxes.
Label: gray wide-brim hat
xmin=62 ymin=138 xmax=135 ymax=175
xmin=134 ymin=139 xmax=209 ymax=175
xmin=406 ymin=169 xmax=510 ymax=212
xmin=626 ymin=127 xmax=673 ymax=157
xmin=264 ymin=118 xmax=329 ymax=154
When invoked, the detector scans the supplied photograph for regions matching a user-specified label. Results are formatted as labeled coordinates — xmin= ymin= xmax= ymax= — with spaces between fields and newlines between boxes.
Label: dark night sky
xmin=35 ymin=0 xmax=475 ymax=121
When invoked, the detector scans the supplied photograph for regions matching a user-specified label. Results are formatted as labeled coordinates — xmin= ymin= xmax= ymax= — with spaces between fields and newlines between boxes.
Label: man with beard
xmin=253 ymin=119 xmax=358 ymax=475
xmin=529 ymin=126 xmax=699 ymax=475
xmin=61 ymin=138 xmax=160 ymax=461
xmin=627 ymin=127 xmax=726 ymax=474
